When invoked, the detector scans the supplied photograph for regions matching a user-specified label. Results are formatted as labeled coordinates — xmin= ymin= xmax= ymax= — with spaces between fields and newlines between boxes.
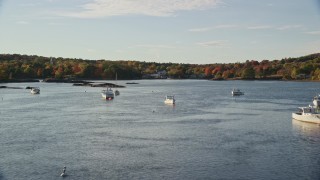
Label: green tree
xmin=241 ymin=67 xmax=255 ymax=79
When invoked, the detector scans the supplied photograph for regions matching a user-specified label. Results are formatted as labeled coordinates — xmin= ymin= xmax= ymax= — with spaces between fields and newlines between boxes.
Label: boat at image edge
xmin=292 ymin=95 xmax=320 ymax=124
xmin=101 ymin=88 xmax=114 ymax=100
xmin=292 ymin=107 xmax=320 ymax=124
xmin=313 ymin=94 xmax=320 ymax=107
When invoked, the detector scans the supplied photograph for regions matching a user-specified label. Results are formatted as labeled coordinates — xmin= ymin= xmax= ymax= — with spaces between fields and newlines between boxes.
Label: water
xmin=0 ymin=80 xmax=319 ymax=180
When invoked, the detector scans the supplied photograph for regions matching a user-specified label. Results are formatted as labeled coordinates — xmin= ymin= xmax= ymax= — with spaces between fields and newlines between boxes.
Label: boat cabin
xmin=164 ymin=95 xmax=175 ymax=104
xmin=297 ymin=107 xmax=318 ymax=115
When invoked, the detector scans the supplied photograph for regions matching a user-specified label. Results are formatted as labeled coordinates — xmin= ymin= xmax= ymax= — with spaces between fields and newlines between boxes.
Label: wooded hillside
xmin=0 ymin=53 xmax=319 ymax=81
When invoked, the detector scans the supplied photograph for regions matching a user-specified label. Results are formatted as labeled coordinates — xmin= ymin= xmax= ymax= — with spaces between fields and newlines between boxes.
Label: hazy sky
xmin=0 ymin=0 xmax=319 ymax=64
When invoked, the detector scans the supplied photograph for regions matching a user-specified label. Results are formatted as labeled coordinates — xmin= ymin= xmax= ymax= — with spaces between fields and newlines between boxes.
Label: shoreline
xmin=1 ymin=78 xmax=319 ymax=84
xmin=1 ymin=77 xmax=319 ymax=84
xmin=0 ymin=78 xmax=318 ymax=91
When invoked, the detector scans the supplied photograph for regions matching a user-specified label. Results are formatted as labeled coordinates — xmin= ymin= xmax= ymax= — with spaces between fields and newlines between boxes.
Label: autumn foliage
xmin=0 ymin=53 xmax=320 ymax=81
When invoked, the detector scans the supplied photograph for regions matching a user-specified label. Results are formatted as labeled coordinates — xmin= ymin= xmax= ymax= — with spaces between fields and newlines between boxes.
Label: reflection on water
xmin=292 ymin=119 xmax=320 ymax=137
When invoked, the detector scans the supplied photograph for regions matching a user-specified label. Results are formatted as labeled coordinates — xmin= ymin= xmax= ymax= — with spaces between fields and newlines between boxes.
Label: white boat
xmin=30 ymin=87 xmax=40 ymax=94
xmin=101 ymin=88 xmax=114 ymax=100
xmin=231 ymin=88 xmax=244 ymax=96
xmin=164 ymin=95 xmax=175 ymax=105
xmin=313 ymin=94 xmax=320 ymax=107
xmin=60 ymin=166 xmax=66 ymax=177
xmin=292 ymin=106 xmax=320 ymax=124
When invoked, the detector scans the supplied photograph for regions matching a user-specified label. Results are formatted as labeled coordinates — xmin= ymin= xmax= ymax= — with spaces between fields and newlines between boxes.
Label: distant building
xmin=143 ymin=70 xmax=167 ymax=79
xmin=64 ymin=75 xmax=76 ymax=80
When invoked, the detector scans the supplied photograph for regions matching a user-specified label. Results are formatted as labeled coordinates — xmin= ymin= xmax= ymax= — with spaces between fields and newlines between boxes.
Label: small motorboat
xmin=164 ymin=95 xmax=175 ymax=105
xmin=101 ymin=88 xmax=114 ymax=100
xmin=231 ymin=88 xmax=244 ymax=96
xmin=60 ymin=166 xmax=66 ymax=177
xmin=30 ymin=87 xmax=40 ymax=94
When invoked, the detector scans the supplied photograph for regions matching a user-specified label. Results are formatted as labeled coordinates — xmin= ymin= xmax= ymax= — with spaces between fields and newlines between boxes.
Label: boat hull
xmin=31 ymin=88 xmax=40 ymax=94
xmin=164 ymin=99 xmax=175 ymax=104
xmin=292 ymin=112 xmax=320 ymax=124
xmin=101 ymin=93 xmax=114 ymax=100
xmin=232 ymin=92 xmax=244 ymax=96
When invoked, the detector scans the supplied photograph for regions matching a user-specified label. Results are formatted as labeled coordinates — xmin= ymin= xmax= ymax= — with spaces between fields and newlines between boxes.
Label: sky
xmin=0 ymin=0 xmax=319 ymax=64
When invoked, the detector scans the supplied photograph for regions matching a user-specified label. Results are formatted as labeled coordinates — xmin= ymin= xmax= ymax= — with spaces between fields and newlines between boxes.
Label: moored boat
xmin=292 ymin=106 xmax=320 ymax=124
xmin=164 ymin=95 xmax=175 ymax=105
xmin=101 ymin=88 xmax=114 ymax=100
xmin=231 ymin=88 xmax=244 ymax=96
xmin=30 ymin=87 xmax=40 ymax=94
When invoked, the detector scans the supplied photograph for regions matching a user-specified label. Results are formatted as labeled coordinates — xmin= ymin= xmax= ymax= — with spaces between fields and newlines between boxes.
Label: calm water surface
xmin=0 ymin=80 xmax=319 ymax=180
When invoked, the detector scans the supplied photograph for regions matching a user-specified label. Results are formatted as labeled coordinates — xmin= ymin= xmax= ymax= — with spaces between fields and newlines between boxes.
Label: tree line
xmin=0 ymin=53 xmax=320 ymax=81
